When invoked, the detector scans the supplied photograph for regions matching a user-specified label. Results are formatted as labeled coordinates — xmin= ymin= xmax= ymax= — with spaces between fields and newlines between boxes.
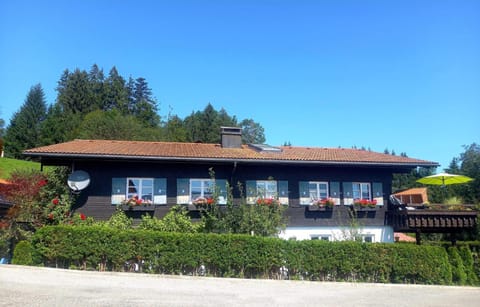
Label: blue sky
xmin=1 ymin=0 xmax=479 ymax=171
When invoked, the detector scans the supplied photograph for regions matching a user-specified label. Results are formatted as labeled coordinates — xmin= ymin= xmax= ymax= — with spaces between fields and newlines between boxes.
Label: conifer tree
xmin=104 ymin=67 xmax=129 ymax=114
xmin=131 ymin=77 xmax=160 ymax=127
xmin=56 ymin=68 xmax=96 ymax=114
xmin=4 ymin=84 xmax=47 ymax=158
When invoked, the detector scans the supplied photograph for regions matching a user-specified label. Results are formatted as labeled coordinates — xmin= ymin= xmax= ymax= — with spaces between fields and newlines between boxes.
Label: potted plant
xmin=121 ymin=195 xmax=152 ymax=210
xmin=310 ymin=198 xmax=334 ymax=210
xmin=192 ymin=196 xmax=215 ymax=209
xmin=256 ymin=197 xmax=281 ymax=207
xmin=353 ymin=199 xmax=377 ymax=210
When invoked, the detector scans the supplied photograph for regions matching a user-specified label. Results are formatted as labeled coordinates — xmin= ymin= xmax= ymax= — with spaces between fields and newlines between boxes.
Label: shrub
xmin=26 ymin=225 xmax=467 ymax=285
xmin=448 ymin=247 xmax=467 ymax=285
xmin=12 ymin=240 xmax=35 ymax=265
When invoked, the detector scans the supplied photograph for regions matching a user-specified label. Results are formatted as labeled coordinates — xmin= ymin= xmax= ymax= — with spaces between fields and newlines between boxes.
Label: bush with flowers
xmin=353 ymin=198 xmax=377 ymax=209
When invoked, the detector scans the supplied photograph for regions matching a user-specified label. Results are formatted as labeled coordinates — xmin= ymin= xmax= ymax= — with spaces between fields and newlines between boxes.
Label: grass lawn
xmin=0 ymin=157 xmax=43 ymax=179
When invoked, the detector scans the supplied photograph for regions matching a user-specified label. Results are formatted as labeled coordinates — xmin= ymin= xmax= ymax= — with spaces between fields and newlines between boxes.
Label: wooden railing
xmin=388 ymin=206 xmax=477 ymax=233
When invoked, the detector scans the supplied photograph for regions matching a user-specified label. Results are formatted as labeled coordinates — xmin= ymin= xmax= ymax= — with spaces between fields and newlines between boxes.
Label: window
xmin=127 ymin=178 xmax=153 ymax=201
xmin=256 ymin=180 xmax=278 ymax=198
xmin=246 ymin=180 xmax=289 ymax=205
xmin=362 ymin=235 xmax=374 ymax=243
xmin=190 ymin=179 xmax=214 ymax=201
xmin=311 ymin=235 xmax=330 ymax=241
xmin=352 ymin=182 xmax=371 ymax=200
xmin=177 ymin=178 xmax=228 ymax=205
xmin=300 ymin=181 xmax=339 ymax=205
xmin=309 ymin=182 xmax=329 ymax=201
xmin=111 ymin=177 xmax=167 ymax=205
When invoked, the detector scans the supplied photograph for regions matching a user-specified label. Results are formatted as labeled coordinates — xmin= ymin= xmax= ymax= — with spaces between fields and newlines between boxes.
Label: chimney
xmin=220 ymin=127 xmax=242 ymax=148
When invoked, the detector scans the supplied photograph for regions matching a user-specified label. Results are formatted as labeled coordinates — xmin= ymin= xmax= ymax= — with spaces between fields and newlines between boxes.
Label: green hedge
xmin=16 ymin=225 xmax=462 ymax=285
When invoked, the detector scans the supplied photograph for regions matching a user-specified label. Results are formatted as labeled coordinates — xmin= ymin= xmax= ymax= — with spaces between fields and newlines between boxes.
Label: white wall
xmin=279 ymin=226 xmax=394 ymax=243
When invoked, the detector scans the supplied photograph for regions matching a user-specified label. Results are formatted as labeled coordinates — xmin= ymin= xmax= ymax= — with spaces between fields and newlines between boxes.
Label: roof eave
xmin=23 ymin=152 xmax=439 ymax=168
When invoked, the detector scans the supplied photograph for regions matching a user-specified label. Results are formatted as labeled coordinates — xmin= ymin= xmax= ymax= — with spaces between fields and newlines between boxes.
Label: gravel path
xmin=1 ymin=265 xmax=479 ymax=306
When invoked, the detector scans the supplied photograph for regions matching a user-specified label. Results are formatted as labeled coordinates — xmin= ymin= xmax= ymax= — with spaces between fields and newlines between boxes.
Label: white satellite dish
xmin=67 ymin=170 xmax=90 ymax=192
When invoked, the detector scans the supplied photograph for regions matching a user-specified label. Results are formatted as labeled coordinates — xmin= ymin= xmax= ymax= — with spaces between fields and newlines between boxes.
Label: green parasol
xmin=416 ymin=172 xmax=474 ymax=186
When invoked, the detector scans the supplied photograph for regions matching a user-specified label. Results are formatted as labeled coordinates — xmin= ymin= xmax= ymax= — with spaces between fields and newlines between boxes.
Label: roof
xmin=394 ymin=188 xmax=429 ymax=204
xmin=394 ymin=232 xmax=416 ymax=242
xmin=23 ymin=139 xmax=439 ymax=167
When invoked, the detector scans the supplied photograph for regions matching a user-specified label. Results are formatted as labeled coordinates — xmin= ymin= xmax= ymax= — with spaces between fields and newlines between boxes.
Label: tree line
xmin=1 ymin=64 xmax=265 ymax=159
xmin=0 ymin=64 xmax=478 ymax=205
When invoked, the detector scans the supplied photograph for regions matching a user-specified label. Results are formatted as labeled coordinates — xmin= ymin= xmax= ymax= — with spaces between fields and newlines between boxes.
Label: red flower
xmin=52 ymin=198 xmax=59 ymax=205
xmin=207 ymin=198 xmax=214 ymax=205
xmin=135 ymin=199 xmax=143 ymax=205
xmin=79 ymin=213 xmax=86 ymax=220
xmin=38 ymin=179 xmax=48 ymax=187
xmin=48 ymin=213 xmax=54 ymax=220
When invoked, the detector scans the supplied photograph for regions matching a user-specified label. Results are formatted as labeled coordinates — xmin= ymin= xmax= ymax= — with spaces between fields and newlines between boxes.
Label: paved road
xmin=1 ymin=265 xmax=479 ymax=306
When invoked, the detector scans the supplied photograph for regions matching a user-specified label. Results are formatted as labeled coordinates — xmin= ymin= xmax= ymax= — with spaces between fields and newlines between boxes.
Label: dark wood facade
xmin=64 ymin=158 xmax=397 ymax=228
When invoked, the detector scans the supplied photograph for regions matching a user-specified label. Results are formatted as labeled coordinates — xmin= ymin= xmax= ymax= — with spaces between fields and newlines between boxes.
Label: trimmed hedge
xmin=16 ymin=225 xmax=461 ymax=285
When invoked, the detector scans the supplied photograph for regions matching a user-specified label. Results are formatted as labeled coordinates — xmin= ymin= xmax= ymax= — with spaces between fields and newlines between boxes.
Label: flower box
xmin=121 ymin=204 xmax=155 ymax=211
xmin=120 ymin=196 xmax=154 ymax=211
xmin=308 ymin=205 xmax=333 ymax=211
xmin=308 ymin=198 xmax=334 ymax=211
xmin=352 ymin=199 xmax=377 ymax=211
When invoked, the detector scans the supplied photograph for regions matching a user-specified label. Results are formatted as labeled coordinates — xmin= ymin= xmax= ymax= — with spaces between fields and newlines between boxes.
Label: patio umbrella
xmin=416 ymin=172 xmax=473 ymax=186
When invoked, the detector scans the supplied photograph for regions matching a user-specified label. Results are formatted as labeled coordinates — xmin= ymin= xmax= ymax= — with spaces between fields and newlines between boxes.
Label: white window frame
xmin=361 ymin=235 xmax=374 ymax=243
xmin=310 ymin=234 xmax=331 ymax=241
xmin=255 ymin=180 xmax=278 ymax=199
xmin=127 ymin=177 xmax=154 ymax=202
xmin=190 ymin=179 xmax=215 ymax=202
xmin=308 ymin=181 xmax=329 ymax=202
xmin=352 ymin=182 xmax=371 ymax=200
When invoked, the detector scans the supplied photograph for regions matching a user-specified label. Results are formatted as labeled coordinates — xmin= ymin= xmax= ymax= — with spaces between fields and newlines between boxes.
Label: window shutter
xmin=246 ymin=180 xmax=256 ymax=204
xmin=153 ymin=178 xmax=167 ymax=205
xmin=215 ymin=179 xmax=228 ymax=205
xmin=111 ymin=178 xmax=126 ymax=205
xmin=177 ymin=178 xmax=190 ymax=204
xmin=278 ymin=180 xmax=289 ymax=205
xmin=372 ymin=182 xmax=384 ymax=206
xmin=330 ymin=181 xmax=340 ymax=205
xmin=342 ymin=182 xmax=353 ymax=205
xmin=299 ymin=181 xmax=310 ymax=205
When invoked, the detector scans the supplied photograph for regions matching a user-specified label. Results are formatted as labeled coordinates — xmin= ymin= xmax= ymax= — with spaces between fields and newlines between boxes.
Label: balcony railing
xmin=388 ymin=204 xmax=477 ymax=233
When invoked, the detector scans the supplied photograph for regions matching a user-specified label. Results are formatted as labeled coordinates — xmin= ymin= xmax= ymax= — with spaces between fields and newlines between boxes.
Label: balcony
xmin=388 ymin=204 xmax=477 ymax=233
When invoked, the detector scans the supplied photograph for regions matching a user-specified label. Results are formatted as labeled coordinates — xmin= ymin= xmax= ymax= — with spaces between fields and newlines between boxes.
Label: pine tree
xmin=88 ymin=64 xmax=105 ymax=110
xmin=104 ymin=67 xmax=129 ymax=114
xmin=39 ymin=104 xmax=81 ymax=145
xmin=131 ymin=77 xmax=160 ymax=127
xmin=56 ymin=68 xmax=98 ymax=115
xmin=4 ymin=84 xmax=47 ymax=158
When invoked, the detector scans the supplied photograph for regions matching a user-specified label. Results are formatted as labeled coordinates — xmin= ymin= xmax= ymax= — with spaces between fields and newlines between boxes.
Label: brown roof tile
xmin=23 ymin=139 xmax=438 ymax=167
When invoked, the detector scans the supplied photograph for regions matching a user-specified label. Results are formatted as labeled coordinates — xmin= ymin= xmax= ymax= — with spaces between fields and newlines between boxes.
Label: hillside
xmin=0 ymin=158 xmax=43 ymax=179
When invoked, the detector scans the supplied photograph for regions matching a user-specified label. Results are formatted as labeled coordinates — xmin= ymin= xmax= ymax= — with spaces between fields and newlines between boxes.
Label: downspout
xmin=231 ymin=161 xmax=238 ymax=199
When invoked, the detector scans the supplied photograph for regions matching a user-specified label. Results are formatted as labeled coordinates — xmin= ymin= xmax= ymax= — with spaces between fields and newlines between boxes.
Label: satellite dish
xmin=67 ymin=170 xmax=90 ymax=192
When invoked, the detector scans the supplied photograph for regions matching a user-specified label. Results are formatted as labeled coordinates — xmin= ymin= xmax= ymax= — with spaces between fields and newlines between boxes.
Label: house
xmin=0 ymin=179 xmax=13 ymax=220
xmin=393 ymin=187 xmax=428 ymax=205
xmin=24 ymin=127 xmax=442 ymax=243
